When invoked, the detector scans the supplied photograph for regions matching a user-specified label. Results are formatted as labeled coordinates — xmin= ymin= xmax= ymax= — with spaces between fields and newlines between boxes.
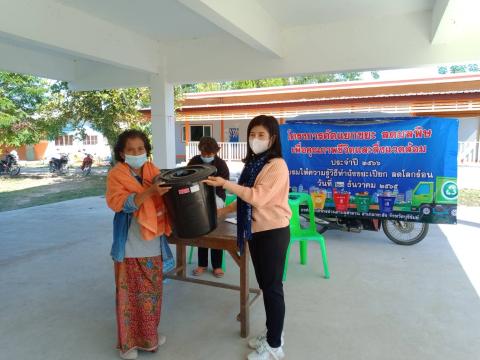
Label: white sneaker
xmin=248 ymin=329 xmax=284 ymax=350
xmin=119 ymin=348 xmax=138 ymax=360
xmin=247 ymin=340 xmax=285 ymax=360
xmin=158 ymin=333 xmax=167 ymax=347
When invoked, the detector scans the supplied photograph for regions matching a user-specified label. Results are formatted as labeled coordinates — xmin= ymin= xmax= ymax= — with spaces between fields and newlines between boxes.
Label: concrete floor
xmin=1 ymin=197 xmax=479 ymax=360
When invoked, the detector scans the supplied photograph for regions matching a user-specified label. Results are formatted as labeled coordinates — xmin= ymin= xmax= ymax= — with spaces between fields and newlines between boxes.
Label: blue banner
xmin=280 ymin=116 xmax=458 ymax=223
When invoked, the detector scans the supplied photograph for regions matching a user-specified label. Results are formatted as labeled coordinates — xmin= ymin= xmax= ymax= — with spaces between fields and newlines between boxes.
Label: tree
xmin=0 ymin=72 xmax=51 ymax=147
xmin=43 ymin=82 xmax=150 ymax=153
xmin=438 ymin=63 xmax=480 ymax=75
xmin=178 ymin=72 xmax=362 ymax=95
xmin=2 ymin=69 xmax=365 ymax=150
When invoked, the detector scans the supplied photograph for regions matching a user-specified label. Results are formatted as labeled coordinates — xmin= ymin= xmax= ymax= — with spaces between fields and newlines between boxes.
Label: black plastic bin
xmin=155 ymin=164 xmax=217 ymax=238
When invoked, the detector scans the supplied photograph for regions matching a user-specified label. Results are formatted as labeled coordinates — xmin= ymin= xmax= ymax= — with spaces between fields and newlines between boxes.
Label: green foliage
xmin=178 ymin=72 xmax=362 ymax=95
xmin=43 ymin=83 xmax=150 ymax=151
xmin=0 ymin=72 xmax=50 ymax=146
xmin=2 ymin=69 xmax=365 ymax=149
xmin=437 ymin=63 xmax=480 ymax=75
xmin=467 ymin=64 xmax=479 ymax=72
xmin=438 ymin=66 xmax=448 ymax=75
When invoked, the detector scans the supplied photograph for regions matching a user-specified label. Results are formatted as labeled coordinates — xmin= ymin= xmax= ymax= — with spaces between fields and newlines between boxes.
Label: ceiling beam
xmin=69 ymin=60 xmax=150 ymax=91
xmin=167 ymin=10 xmax=480 ymax=84
xmin=178 ymin=0 xmax=284 ymax=58
xmin=431 ymin=0 xmax=480 ymax=44
xmin=431 ymin=0 xmax=453 ymax=44
xmin=0 ymin=39 xmax=75 ymax=81
xmin=0 ymin=0 xmax=163 ymax=74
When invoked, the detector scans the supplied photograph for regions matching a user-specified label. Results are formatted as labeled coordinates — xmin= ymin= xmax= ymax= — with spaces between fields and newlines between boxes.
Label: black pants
xmin=198 ymin=247 xmax=223 ymax=269
xmin=249 ymin=226 xmax=290 ymax=348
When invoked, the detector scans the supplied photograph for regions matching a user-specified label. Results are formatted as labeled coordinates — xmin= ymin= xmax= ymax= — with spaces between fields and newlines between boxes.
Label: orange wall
xmin=33 ymin=141 xmax=49 ymax=160
xmin=0 ymin=146 xmax=25 ymax=159
xmin=1 ymin=140 xmax=49 ymax=160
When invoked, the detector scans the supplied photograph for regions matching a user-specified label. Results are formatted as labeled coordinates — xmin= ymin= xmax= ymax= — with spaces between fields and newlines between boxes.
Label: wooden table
xmin=165 ymin=221 xmax=261 ymax=338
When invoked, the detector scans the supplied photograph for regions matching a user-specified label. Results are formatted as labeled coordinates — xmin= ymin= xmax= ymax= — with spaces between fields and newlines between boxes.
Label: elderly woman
xmin=106 ymin=129 xmax=171 ymax=360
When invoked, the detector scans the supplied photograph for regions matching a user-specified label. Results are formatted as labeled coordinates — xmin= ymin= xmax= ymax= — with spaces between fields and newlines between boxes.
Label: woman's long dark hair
xmin=243 ymin=115 xmax=283 ymax=163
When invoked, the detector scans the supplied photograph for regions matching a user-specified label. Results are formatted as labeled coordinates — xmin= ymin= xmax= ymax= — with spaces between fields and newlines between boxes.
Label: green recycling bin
xmin=354 ymin=193 xmax=371 ymax=213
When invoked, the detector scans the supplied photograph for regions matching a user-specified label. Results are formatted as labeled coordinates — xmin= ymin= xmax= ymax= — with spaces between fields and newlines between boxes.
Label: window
xmin=83 ymin=135 xmax=98 ymax=145
xmin=415 ymin=183 xmax=431 ymax=195
xmin=55 ymin=135 xmax=73 ymax=146
xmin=182 ymin=125 xmax=212 ymax=142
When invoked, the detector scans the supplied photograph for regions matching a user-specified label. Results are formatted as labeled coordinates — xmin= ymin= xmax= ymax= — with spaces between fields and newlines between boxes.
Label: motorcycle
xmin=314 ymin=216 xmax=429 ymax=246
xmin=0 ymin=154 xmax=21 ymax=176
xmin=297 ymin=191 xmax=429 ymax=246
xmin=49 ymin=154 xmax=70 ymax=175
xmin=81 ymin=153 xmax=93 ymax=176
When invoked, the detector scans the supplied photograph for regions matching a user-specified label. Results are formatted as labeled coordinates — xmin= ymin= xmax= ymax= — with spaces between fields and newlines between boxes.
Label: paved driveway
xmin=1 ymin=198 xmax=479 ymax=360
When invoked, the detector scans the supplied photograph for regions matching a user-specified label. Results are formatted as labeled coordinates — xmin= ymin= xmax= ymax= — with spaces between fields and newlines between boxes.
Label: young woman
xmin=204 ymin=115 xmax=291 ymax=360
xmin=106 ymin=129 xmax=171 ymax=360
xmin=188 ymin=136 xmax=230 ymax=277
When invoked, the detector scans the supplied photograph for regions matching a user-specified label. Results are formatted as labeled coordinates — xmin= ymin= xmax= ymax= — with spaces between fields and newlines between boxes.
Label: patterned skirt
xmin=114 ymin=257 xmax=163 ymax=354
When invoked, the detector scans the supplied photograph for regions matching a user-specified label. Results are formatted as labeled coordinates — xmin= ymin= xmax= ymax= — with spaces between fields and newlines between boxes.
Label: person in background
xmin=9 ymin=149 xmax=18 ymax=161
xmin=204 ymin=115 xmax=291 ymax=360
xmin=188 ymin=136 xmax=230 ymax=278
xmin=106 ymin=129 xmax=172 ymax=360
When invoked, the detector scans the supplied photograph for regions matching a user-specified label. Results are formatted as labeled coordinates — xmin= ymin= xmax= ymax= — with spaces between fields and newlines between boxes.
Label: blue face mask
xmin=125 ymin=153 xmax=147 ymax=169
xmin=201 ymin=156 xmax=215 ymax=164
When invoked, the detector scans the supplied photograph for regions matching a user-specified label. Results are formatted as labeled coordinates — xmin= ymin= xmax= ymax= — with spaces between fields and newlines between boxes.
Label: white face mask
xmin=249 ymin=138 xmax=270 ymax=155
xmin=124 ymin=153 xmax=147 ymax=169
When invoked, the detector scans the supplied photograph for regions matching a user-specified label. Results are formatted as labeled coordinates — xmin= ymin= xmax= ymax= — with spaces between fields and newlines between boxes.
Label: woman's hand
xmin=217 ymin=201 xmax=236 ymax=219
xmin=217 ymin=207 xmax=229 ymax=218
xmin=203 ymin=176 xmax=227 ymax=187
xmin=134 ymin=184 xmax=171 ymax=207
xmin=134 ymin=184 xmax=171 ymax=208
xmin=151 ymin=183 xmax=171 ymax=197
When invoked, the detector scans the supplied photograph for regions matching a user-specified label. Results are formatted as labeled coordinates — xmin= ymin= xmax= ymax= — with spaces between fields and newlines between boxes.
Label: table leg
xmin=176 ymin=244 xmax=186 ymax=278
xmin=240 ymin=243 xmax=250 ymax=338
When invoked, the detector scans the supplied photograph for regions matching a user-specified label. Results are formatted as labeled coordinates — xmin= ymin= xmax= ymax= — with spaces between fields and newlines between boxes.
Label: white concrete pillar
xmin=150 ymin=73 xmax=176 ymax=169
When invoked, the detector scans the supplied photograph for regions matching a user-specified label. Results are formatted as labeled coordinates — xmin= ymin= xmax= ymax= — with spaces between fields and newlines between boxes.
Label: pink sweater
xmin=223 ymin=158 xmax=292 ymax=233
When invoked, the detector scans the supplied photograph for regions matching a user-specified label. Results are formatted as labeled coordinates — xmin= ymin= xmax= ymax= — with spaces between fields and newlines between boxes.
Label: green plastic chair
xmin=187 ymin=193 xmax=236 ymax=271
xmin=225 ymin=193 xmax=237 ymax=206
xmin=283 ymin=192 xmax=330 ymax=280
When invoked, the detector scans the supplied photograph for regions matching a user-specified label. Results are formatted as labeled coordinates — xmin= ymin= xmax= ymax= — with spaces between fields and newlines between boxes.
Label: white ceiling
xmin=57 ymin=0 xmax=437 ymax=41
xmin=1 ymin=0 xmax=479 ymax=90
xmin=56 ymin=0 xmax=223 ymax=42
xmin=257 ymin=0 xmax=435 ymax=27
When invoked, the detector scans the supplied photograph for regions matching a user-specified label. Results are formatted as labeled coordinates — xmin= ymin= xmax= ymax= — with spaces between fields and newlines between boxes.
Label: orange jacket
xmin=106 ymin=161 xmax=171 ymax=240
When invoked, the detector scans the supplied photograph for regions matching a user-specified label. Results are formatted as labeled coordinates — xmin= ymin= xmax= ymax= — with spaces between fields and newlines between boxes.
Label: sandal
xmin=192 ymin=266 xmax=206 ymax=276
xmin=213 ymin=268 xmax=224 ymax=278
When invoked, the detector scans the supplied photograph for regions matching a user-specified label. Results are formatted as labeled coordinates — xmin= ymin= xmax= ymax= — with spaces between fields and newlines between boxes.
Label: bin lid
xmin=155 ymin=164 xmax=217 ymax=186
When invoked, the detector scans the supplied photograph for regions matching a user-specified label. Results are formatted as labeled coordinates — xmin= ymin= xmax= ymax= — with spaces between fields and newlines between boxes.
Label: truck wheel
xmin=420 ymin=205 xmax=431 ymax=216
xmin=449 ymin=208 xmax=457 ymax=217
xmin=381 ymin=220 xmax=429 ymax=245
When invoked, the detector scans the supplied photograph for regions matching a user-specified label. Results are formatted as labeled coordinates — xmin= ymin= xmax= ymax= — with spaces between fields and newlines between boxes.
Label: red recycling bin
xmin=333 ymin=192 xmax=350 ymax=212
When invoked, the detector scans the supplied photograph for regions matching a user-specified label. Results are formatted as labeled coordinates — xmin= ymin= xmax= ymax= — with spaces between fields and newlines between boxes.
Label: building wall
xmin=33 ymin=141 xmax=50 ymax=160
xmin=44 ymin=129 xmax=110 ymax=162
xmin=458 ymin=117 xmax=479 ymax=142
xmin=175 ymin=122 xmax=184 ymax=162
xmin=175 ymin=119 xmax=250 ymax=162
xmin=172 ymin=116 xmax=480 ymax=165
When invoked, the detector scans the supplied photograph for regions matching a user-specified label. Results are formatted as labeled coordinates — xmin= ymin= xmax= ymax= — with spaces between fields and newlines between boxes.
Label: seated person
xmin=188 ymin=136 xmax=229 ymax=278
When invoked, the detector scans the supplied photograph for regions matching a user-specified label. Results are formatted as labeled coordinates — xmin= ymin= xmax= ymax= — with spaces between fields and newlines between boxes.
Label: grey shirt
xmin=123 ymin=169 xmax=162 ymax=258
xmin=124 ymin=216 xmax=162 ymax=258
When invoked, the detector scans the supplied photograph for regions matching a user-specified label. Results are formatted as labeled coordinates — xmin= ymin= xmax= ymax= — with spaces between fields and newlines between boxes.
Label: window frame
xmin=181 ymin=124 xmax=213 ymax=142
